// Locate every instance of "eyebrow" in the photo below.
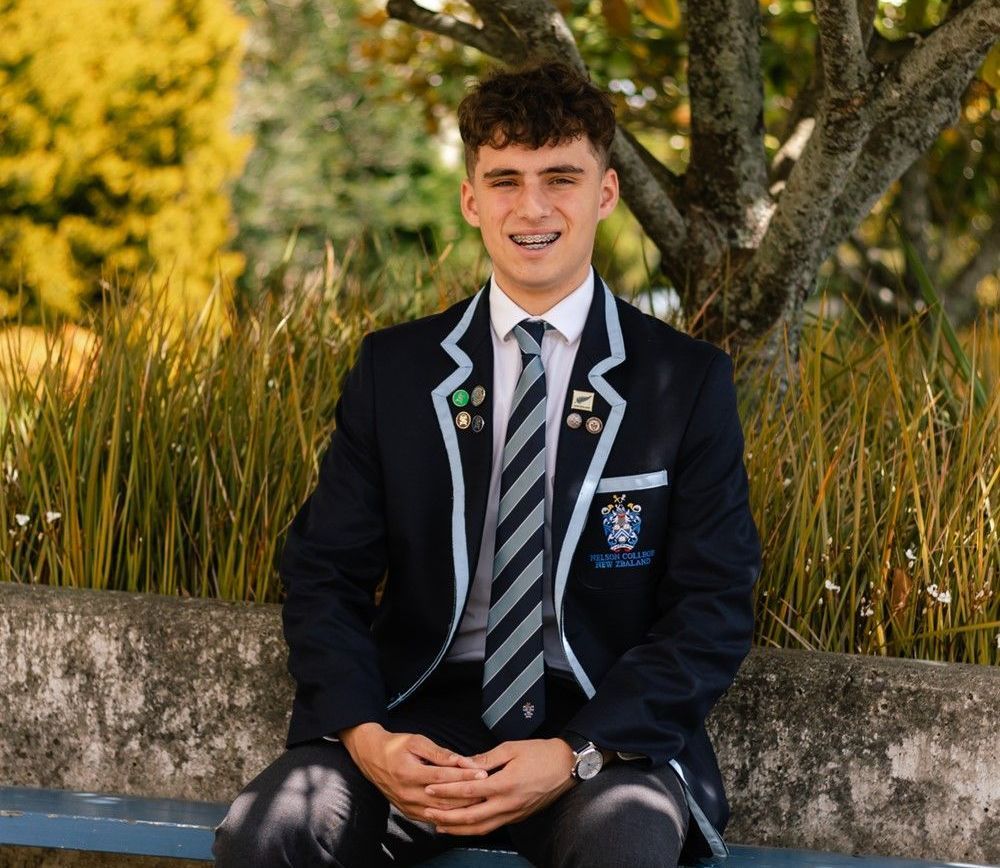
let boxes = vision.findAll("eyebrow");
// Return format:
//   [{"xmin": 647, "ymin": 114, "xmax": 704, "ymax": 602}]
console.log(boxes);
[{"xmin": 481, "ymin": 164, "xmax": 586, "ymax": 180}]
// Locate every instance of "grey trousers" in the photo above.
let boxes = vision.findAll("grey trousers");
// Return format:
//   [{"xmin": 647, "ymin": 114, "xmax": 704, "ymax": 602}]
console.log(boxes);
[{"xmin": 214, "ymin": 662, "xmax": 689, "ymax": 868}]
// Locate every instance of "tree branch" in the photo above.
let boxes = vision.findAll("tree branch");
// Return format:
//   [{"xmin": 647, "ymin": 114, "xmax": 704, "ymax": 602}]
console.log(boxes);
[
  {"xmin": 818, "ymin": 0, "xmax": 1000, "ymax": 260},
  {"xmin": 747, "ymin": 0, "xmax": 873, "ymax": 309},
  {"xmin": 610, "ymin": 128, "xmax": 687, "ymax": 261},
  {"xmin": 386, "ymin": 0, "xmax": 505, "ymax": 57},
  {"xmin": 816, "ymin": 0, "xmax": 870, "ymax": 98},
  {"xmin": 469, "ymin": 0, "xmax": 585, "ymax": 66},
  {"xmin": 686, "ymin": 0, "xmax": 771, "ymax": 243},
  {"xmin": 870, "ymin": 0, "xmax": 1000, "ymax": 122},
  {"xmin": 615, "ymin": 125, "xmax": 684, "ymax": 205},
  {"xmin": 819, "ymin": 87, "xmax": 964, "ymax": 281},
  {"xmin": 857, "ymin": 0, "xmax": 879, "ymax": 50}
]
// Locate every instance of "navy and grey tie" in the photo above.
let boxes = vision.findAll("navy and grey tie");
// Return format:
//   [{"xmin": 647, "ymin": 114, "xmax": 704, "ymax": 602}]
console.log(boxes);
[{"xmin": 482, "ymin": 318, "xmax": 550, "ymax": 740}]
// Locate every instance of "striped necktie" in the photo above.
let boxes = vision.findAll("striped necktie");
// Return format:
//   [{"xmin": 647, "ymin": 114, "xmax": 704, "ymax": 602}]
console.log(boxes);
[{"xmin": 482, "ymin": 318, "xmax": 550, "ymax": 739}]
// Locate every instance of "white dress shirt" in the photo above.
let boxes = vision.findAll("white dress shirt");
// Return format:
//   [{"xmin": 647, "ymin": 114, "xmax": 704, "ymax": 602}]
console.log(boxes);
[{"xmin": 446, "ymin": 271, "xmax": 594, "ymax": 675}]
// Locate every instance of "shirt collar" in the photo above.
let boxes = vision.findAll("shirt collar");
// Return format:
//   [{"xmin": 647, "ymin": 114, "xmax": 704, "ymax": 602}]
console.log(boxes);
[{"xmin": 489, "ymin": 270, "xmax": 594, "ymax": 346}]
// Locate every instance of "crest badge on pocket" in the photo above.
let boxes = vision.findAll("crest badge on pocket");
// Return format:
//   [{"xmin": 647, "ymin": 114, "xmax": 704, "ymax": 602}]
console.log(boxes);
[{"xmin": 601, "ymin": 494, "xmax": 642, "ymax": 552}]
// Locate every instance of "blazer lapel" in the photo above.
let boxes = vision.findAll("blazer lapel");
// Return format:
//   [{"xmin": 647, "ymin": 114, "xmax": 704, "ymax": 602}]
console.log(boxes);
[
  {"xmin": 452, "ymin": 295, "xmax": 494, "ymax": 584},
  {"xmin": 551, "ymin": 271, "xmax": 627, "ymax": 697},
  {"xmin": 431, "ymin": 285, "xmax": 493, "ymax": 635},
  {"xmin": 551, "ymin": 282, "xmax": 613, "ymax": 553}
]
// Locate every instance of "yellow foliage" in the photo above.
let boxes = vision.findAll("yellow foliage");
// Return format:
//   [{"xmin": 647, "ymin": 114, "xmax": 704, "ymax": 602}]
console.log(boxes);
[
  {"xmin": 637, "ymin": 0, "xmax": 681, "ymax": 30},
  {"xmin": 0, "ymin": 0, "xmax": 250, "ymax": 329},
  {"xmin": 980, "ymin": 42, "xmax": 1000, "ymax": 90},
  {"xmin": 0, "ymin": 323, "xmax": 100, "ymax": 398}
]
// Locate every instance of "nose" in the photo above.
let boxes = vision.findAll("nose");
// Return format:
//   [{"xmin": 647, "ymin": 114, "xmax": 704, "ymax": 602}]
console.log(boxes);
[{"xmin": 514, "ymin": 181, "xmax": 552, "ymax": 221}]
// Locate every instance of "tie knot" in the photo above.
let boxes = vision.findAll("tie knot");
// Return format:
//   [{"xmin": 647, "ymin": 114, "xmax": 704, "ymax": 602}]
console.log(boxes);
[{"xmin": 513, "ymin": 319, "xmax": 549, "ymax": 356}]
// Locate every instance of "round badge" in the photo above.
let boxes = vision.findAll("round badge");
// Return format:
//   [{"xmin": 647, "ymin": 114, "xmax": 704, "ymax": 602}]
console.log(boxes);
[
  {"xmin": 452, "ymin": 389, "xmax": 470, "ymax": 408},
  {"xmin": 471, "ymin": 414, "xmax": 485, "ymax": 433},
  {"xmin": 455, "ymin": 411, "xmax": 472, "ymax": 429},
  {"xmin": 471, "ymin": 385, "xmax": 486, "ymax": 406},
  {"xmin": 566, "ymin": 412, "xmax": 583, "ymax": 429},
  {"xmin": 585, "ymin": 416, "xmax": 603, "ymax": 434}
]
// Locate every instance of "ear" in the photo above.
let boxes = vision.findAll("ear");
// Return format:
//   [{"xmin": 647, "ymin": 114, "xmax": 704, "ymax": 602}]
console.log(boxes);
[
  {"xmin": 597, "ymin": 167, "xmax": 619, "ymax": 219},
  {"xmin": 460, "ymin": 177, "xmax": 481, "ymax": 228}
]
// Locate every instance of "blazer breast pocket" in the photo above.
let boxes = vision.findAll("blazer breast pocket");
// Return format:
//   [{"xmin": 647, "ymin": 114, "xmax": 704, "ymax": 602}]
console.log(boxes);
[
  {"xmin": 578, "ymin": 469, "xmax": 669, "ymax": 590},
  {"xmin": 594, "ymin": 469, "xmax": 668, "ymax": 494}
]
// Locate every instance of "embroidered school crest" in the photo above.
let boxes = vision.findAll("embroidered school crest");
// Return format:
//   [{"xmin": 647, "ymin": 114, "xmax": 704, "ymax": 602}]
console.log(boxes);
[{"xmin": 601, "ymin": 494, "xmax": 642, "ymax": 552}]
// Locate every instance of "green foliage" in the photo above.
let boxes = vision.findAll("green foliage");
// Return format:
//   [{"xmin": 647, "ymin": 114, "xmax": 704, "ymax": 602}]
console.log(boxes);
[
  {"xmin": 230, "ymin": 0, "xmax": 468, "ymax": 297},
  {"xmin": 0, "ymin": 246, "xmax": 997, "ymax": 664},
  {"xmin": 0, "ymin": 0, "xmax": 249, "ymax": 325}
]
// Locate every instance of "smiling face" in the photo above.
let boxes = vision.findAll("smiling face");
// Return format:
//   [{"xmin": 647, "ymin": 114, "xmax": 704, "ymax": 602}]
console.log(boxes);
[{"xmin": 459, "ymin": 136, "xmax": 619, "ymax": 314}]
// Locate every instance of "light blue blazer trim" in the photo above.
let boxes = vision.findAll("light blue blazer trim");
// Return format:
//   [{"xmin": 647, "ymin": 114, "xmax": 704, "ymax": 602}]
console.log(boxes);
[
  {"xmin": 670, "ymin": 759, "xmax": 730, "ymax": 857},
  {"xmin": 595, "ymin": 469, "xmax": 668, "ymax": 494},
  {"xmin": 552, "ymin": 279, "xmax": 626, "ymax": 699},
  {"xmin": 387, "ymin": 287, "xmax": 485, "ymax": 710}
]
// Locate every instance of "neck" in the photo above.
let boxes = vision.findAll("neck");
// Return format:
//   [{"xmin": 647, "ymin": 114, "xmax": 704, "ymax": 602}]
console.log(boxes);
[{"xmin": 495, "ymin": 268, "xmax": 591, "ymax": 316}]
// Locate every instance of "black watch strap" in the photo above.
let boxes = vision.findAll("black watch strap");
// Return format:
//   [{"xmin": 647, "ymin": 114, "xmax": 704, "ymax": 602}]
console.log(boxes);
[{"xmin": 561, "ymin": 730, "xmax": 592, "ymax": 754}]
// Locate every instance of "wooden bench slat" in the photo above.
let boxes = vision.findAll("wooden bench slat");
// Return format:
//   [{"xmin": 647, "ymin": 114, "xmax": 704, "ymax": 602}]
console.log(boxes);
[
  {"xmin": 1, "ymin": 788, "xmax": 991, "ymax": 867},
  {"xmin": 0, "ymin": 787, "xmax": 226, "ymax": 859}
]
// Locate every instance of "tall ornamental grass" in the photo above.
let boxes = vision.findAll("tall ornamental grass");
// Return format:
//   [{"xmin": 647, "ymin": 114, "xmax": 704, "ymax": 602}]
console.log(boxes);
[
  {"xmin": 0, "ymin": 246, "xmax": 469, "ymax": 603},
  {"xmin": 0, "ymin": 251, "xmax": 997, "ymax": 665},
  {"xmin": 746, "ymin": 298, "xmax": 999, "ymax": 664}
]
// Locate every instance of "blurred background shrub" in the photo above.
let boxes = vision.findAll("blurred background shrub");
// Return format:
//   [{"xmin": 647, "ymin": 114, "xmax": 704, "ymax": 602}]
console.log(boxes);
[{"xmin": 0, "ymin": 0, "xmax": 249, "ymax": 327}]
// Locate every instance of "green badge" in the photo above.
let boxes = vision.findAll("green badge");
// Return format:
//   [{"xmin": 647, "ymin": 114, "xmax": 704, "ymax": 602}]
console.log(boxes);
[{"xmin": 452, "ymin": 389, "xmax": 470, "ymax": 407}]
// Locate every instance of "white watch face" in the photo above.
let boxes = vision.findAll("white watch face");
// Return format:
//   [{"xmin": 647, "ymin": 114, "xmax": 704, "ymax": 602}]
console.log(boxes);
[{"xmin": 576, "ymin": 748, "xmax": 603, "ymax": 780}]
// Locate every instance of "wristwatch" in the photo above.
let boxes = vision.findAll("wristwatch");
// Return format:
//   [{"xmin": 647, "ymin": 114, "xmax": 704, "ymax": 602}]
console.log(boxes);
[{"xmin": 563, "ymin": 731, "xmax": 605, "ymax": 781}]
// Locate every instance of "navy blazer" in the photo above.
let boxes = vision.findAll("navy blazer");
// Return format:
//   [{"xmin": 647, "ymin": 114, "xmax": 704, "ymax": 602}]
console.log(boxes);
[{"xmin": 279, "ymin": 270, "xmax": 762, "ymax": 857}]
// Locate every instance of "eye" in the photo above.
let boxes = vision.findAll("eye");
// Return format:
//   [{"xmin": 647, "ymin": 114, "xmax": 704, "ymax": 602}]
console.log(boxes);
[{"xmin": 551, "ymin": 177, "xmax": 576, "ymax": 185}]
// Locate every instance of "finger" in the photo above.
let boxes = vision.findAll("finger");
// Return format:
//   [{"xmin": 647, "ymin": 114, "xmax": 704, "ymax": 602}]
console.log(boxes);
[
  {"xmin": 406, "ymin": 735, "xmax": 463, "ymax": 767},
  {"xmin": 425, "ymin": 797, "xmax": 512, "ymax": 827},
  {"xmin": 417, "ymin": 765, "xmax": 489, "ymax": 786},
  {"xmin": 423, "ymin": 776, "xmax": 501, "ymax": 800},
  {"xmin": 463, "ymin": 742, "xmax": 516, "ymax": 771},
  {"xmin": 427, "ymin": 795, "xmax": 484, "ymax": 811}
]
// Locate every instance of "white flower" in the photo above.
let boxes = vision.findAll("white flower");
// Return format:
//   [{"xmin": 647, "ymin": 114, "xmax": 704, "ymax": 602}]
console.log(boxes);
[
  {"xmin": 14, "ymin": 514, "xmax": 30, "ymax": 527},
  {"xmin": 861, "ymin": 604, "xmax": 875, "ymax": 617},
  {"xmin": 995, "ymin": 633, "xmax": 1000, "ymax": 650},
  {"xmin": 926, "ymin": 584, "xmax": 952, "ymax": 605},
  {"xmin": 824, "ymin": 579, "xmax": 841, "ymax": 592},
  {"xmin": 45, "ymin": 511, "xmax": 61, "ymax": 523},
  {"xmin": 905, "ymin": 546, "xmax": 917, "ymax": 564},
  {"xmin": 782, "ymin": 478, "xmax": 792, "ymax": 487}
]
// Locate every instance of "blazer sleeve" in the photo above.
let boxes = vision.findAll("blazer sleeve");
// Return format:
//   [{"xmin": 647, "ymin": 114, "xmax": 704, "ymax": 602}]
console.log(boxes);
[
  {"xmin": 279, "ymin": 333, "xmax": 391, "ymax": 747},
  {"xmin": 560, "ymin": 349, "xmax": 761, "ymax": 768}
]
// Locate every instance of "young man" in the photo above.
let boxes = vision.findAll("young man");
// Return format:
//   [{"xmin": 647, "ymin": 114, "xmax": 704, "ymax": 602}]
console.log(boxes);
[{"xmin": 215, "ymin": 62, "xmax": 761, "ymax": 867}]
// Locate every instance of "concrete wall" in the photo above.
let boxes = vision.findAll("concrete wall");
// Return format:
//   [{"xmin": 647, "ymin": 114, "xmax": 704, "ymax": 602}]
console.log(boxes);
[{"xmin": 1, "ymin": 582, "xmax": 998, "ymax": 864}]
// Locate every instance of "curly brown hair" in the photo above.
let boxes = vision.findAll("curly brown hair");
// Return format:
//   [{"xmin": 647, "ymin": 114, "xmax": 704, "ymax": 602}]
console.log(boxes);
[{"xmin": 457, "ymin": 62, "xmax": 616, "ymax": 176}]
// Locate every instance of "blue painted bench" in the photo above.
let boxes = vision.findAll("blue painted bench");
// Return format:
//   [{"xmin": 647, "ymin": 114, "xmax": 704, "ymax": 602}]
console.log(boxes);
[{"xmin": 0, "ymin": 787, "xmax": 990, "ymax": 867}]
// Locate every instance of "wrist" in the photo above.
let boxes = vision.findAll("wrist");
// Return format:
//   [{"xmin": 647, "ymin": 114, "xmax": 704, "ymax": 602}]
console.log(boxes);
[
  {"xmin": 560, "ymin": 731, "xmax": 606, "ymax": 781},
  {"xmin": 338, "ymin": 722, "xmax": 386, "ymax": 756}
]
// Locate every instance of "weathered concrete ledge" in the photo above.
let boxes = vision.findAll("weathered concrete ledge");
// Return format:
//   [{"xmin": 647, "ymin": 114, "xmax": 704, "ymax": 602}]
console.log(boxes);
[{"xmin": 1, "ymin": 582, "xmax": 998, "ymax": 864}]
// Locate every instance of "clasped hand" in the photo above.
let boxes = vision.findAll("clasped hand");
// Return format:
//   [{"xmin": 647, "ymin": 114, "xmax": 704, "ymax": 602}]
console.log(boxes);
[{"xmin": 343, "ymin": 724, "xmax": 576, "ymax": 836}]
